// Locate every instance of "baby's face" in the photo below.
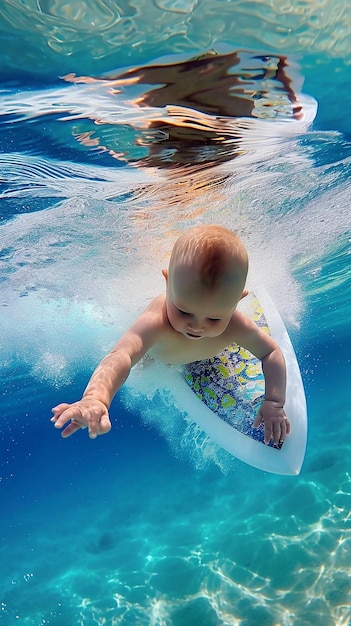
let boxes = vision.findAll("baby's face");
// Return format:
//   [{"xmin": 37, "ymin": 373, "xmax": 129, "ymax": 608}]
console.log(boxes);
[{"xmin": 166, "ymin": 263, "xmax": 243, "ymax": 340}]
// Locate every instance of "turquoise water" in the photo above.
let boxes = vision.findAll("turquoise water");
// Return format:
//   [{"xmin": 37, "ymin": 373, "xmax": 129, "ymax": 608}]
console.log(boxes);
[{"xmin": 1, "ymin": 2, "xmax": 351, "ymax": 625}]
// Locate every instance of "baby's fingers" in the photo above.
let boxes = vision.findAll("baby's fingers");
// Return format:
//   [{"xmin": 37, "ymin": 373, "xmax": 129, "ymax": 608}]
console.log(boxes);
[
  {"xmin": 253, "ymin": 410, "xmax": 263, "ymax": 429},
  {"xmin": 61, "ymin": 420, "xmax": 85, "ymax": 438},
  {"xmin": 272, "ymin": 418, "xmax": 285, "ymax": 445},
  {"xmin": 87, "ymin": 413, "xmax": 99, "ymax": 439},
  {"xmin": 51, "ymin": 403, "xmax": 71, "ymax": 421},
  {"xmin": 87, "ymin": 411, "xmax": 111, "ymax": 439},
  {"xmin": 272, "ymin": 416, "xmax": 290, "ymax": 446},
  {"xmin": 51, "ymin": 404, "xmax": 83, "ymax": 429},
  {"xmin": 51, "ymin": 400, "xmax": 111, "ymax": 440},
  {"xmin": 100, "ymin": 414, "xmax": 112, "ymax": 436}
]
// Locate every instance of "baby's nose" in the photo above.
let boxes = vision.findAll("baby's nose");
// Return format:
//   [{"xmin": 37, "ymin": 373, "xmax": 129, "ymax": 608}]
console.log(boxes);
[{"xmin": 188, "ymin": 318, "xmax": 204, "ymax": 331}]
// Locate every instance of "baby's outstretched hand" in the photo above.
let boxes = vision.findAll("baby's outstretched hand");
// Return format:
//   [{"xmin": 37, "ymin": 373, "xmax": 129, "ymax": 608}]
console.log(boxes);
[
  {"xmin": 253, "ymin": 400, "xmax": 290, "ymax": 447},
  {"xmin": 51, "ymin": 398, "xmax": 111, "ymax": 439}
]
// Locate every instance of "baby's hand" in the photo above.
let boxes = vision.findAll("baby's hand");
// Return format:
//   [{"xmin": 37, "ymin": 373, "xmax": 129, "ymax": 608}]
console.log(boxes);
[
  {"xmin": 253, "ymin": 400, "xmax": 290, "ymax": 447},
  {"xmin": 51, "ymin": 398, "xmax": 111, "ymax": 439}
]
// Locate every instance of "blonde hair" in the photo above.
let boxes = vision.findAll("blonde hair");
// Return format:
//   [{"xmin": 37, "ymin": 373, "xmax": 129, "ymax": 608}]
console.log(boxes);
[{"xmin": 169, "ymin": 225, "xmax": 248, "ymax": 290}]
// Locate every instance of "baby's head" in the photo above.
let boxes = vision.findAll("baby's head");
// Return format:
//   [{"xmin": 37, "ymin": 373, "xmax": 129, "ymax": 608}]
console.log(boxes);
[{"xmin": 163, "ymin": 225, "xmax": 249, "ymax": 339}]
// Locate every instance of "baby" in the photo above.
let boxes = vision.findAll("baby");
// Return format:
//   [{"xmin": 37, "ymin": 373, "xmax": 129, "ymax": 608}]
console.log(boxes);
[{"xmin": 51, "ymin": 225, "xmax": 290, "ymax": 446}]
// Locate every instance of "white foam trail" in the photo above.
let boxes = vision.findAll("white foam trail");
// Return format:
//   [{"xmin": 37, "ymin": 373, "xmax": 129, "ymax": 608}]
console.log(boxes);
[{"xmin": 0, "ymin": 152, "xmax": 160, "ymax": 200}]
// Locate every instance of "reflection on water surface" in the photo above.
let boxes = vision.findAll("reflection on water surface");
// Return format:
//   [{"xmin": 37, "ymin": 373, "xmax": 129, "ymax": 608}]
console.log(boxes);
[{"xmin": 65, "ymin": 48, "xmax": 304, "ymax": 171}]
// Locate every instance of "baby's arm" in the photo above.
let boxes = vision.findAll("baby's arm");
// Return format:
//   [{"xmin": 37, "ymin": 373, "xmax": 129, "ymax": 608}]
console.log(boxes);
[
  {"xmin": 51, "ymin": 297, "xmax": 165, "ymax": 439},
  {"xmin": 252, "ymin": 344, "xmax": 290, "ymax": 445},
  {"xmin": 231, "ymin": 311, "xmax": 290, "ymax": 445},
  {"xmin": 51, "ymin": 348, "xmax": 134, "ymax": 439}
]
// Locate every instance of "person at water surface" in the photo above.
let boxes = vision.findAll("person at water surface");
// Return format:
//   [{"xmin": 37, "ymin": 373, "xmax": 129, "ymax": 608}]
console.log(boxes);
[{"xmin": 51, "ymin": 225, "xmax": 290, "ymax": 446}]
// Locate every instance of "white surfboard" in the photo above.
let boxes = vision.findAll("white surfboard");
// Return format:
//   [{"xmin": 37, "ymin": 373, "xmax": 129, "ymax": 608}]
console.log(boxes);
[{"xmin": 166, "ymin": 290, "xmax": 307, "ymax": 475}]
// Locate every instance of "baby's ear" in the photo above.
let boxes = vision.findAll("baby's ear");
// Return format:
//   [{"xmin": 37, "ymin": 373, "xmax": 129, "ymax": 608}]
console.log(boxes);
[
  {"xmin": 240, "ymin": 289, "xmax": 249, "ymax": 300},
  {"xmin": 162, "ymin": 268, "xmax": 168, "ymax": 284}
]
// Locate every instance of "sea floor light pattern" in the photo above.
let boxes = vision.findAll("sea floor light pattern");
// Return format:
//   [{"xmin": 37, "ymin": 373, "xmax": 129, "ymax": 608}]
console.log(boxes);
[{"xmin": 2, "ymin": 375, "xmax": 351, "ymax": 626}]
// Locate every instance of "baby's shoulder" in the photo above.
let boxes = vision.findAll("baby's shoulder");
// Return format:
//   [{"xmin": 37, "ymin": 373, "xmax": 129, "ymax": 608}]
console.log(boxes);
[
  {"xmin": 139, "ymin": 294, "xmax": 168, "ymax": 329},
  {"xmin": 224, "ymin": 308, "xmax": 258, "ymax": 340},
  {"xmin": 228, "ymin": 308, "xmax": 252, "ymax": 328},
  {"xmin": 143, "ymin": 293, "xmax": 166, "ymax": 317},
  {"xmin": 148, "ymin": 293, "xmax": 166, "ymax": 308}
]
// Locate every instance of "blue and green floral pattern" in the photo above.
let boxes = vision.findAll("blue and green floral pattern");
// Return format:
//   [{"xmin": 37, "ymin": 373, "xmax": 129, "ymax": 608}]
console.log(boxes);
[{"xmin": 183, "ymin": 296, "xmax": 269, "ymax": 444}]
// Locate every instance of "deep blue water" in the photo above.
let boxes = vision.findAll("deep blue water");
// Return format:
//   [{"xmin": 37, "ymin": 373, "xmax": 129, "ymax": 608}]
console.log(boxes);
[{"xmin": 1, "ymin": 2, "xmax": 351, "ymax": 625}]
